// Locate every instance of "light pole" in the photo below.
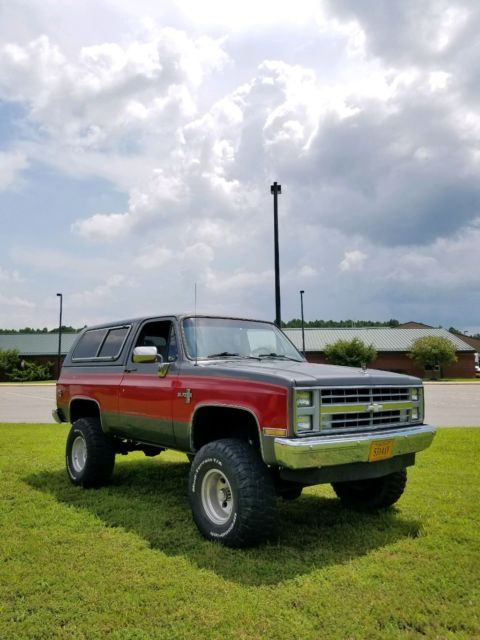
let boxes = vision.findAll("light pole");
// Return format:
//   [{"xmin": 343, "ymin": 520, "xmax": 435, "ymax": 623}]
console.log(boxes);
[
  {"xmin": 56, "ymin": 293, "xmax": 63, "ymax": 379},
  {"xmin": 300, "ymin": 290, "xmax": 306, "ymax": 356},
  {"xmin": 270, "ymin": 182, "xmax": 282, "ymax": 327}
]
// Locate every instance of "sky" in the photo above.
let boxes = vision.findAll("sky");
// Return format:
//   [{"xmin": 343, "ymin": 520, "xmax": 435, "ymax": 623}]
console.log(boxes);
[{"xmin": 1, "ymin": 0, "xmax": 480, "ymax": 332}]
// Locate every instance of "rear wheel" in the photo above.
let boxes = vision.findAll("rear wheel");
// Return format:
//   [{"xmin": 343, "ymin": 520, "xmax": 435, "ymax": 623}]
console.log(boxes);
[
  {"xmin": 332, "ymin": 469, "xmax": 407, "ymax": 510},
  {"xmin": 189, "ymin": 438, "xmax": 276, "ymax": 547},
  {"xmin": 66, "ymin": 417, "xmax": 115, "ymax": 488}
]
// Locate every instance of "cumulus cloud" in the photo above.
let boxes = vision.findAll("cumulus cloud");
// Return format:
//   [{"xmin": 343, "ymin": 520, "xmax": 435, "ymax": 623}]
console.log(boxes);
[
  {"xmin": 0, "ymin": 293, "xmax": 34, "ymax": 308},
  {"xmin": 340, "ymin": 250, "xmax": 367, "ymax": 272},
  {"xmin": 0, "ymin": 266, "xmax": 23, "ymax": 282},
  {"xmin": 1, "ymin": 1, "xmax": 480, "ymax": 329},
  {"xmin": 0, "ymin": 150, "xmax": 28, "ymax": 191},
  {"xmin": 0, "ymin": 30, "xmax": 228, "ymax": 153}
]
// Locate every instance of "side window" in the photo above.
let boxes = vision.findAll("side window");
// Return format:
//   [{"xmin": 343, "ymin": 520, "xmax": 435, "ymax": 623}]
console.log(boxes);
[
  {"xmin": 134, "ymin": 321, "xmax": 175, "ymax": 362},
  {"xmin": 73, "ymin": 329, "xmax": 107, "ymax": 359},
  {"xmin": 98, "ymin": 327, "xmax": 130, "ymax": 358}
]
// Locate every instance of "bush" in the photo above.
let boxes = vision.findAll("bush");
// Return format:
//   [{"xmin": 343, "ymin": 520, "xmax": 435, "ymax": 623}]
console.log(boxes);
[
  {"xmin": 0, "ymin": 349, "xmax": 21, "ymax": 380},
  {"xmin": 324, "ymin": 338, "xmax": 377, "ymax": 368},
  {"xmin": 7, "ymin": 360, "xmax": 54, "ymax": 382}
]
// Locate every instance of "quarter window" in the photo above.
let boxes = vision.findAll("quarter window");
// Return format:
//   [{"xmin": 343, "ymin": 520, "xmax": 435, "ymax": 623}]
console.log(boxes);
[
  {"xmin": 98, "ymin": 327, "xmax": 130, "ymax": 358},
  {"xmin": 72, "ymin": 329, "xmax": 108, "ymax": 359},
  {"xmin": 72, "ymin": 326, "xmax": 130, "ymax": 360}
]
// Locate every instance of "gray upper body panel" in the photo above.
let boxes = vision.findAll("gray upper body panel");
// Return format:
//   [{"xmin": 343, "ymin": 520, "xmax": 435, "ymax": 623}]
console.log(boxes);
[{"xmin": 179, "ymin": 359, "xmax": 421, "ymax": 388}]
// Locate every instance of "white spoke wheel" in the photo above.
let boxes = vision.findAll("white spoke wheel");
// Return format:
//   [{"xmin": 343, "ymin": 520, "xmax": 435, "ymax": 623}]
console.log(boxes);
[
  {"xmin": 71, "ymin": 435, "xmax": 87, "ymax": 472},
  {"xmin": 66, "ymin": 417, "xmax": 116, "ymax": 488},
  {"xmin": 201, "ymin": 469, "xmax": 234, "ymax": 525},
  {"xmin": 189, "ymin": 438, "xmax": 276, "ymax": 548}
]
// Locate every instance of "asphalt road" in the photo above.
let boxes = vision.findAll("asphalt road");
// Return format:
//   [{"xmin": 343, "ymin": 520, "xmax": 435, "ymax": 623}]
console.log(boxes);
[{"xmin": 0, "ymin": 382, "xmax": 479, "ymax": 426}]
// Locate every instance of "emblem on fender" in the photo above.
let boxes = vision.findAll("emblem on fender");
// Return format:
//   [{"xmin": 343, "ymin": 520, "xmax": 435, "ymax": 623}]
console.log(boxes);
[{"xmin": 177, "ymin": 388, "xmax": 193, "ymax": 404}]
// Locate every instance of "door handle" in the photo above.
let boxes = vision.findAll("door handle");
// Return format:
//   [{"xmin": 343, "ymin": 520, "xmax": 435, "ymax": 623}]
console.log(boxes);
[{"xmin": 124, "ymin": 367, "xmax": 138, "ymax": 373}]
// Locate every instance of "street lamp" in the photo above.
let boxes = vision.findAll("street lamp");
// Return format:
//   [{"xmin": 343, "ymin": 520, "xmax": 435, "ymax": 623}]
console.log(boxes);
[
  {"xmin": 270, "ymin": 182, "xmax": 282, "ymax": 327},
  {"xmin": 56, "ymin": 293, "xmax": 63, "ymax": 379},
  {"xmin": 300, "ymin": 290, "xmax": 306, "ymax": 356}
]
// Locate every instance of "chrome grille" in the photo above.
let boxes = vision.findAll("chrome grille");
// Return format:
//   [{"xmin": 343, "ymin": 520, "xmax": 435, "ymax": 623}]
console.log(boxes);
[
  {"xmin": 295, "ymin": 385, "xmax": 423, "ymax": 436},
  {"xmin": 329, "ymin": 410, "xmax": 404, "ymax": 430},
  {"xmin": 320, "ymin": 387, "xmax": 410, "ymax": 404}
]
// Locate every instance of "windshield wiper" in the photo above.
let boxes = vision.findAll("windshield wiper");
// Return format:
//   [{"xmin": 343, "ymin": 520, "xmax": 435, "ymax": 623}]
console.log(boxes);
[
  {"xmin": 207, "ymin": 352, "xmax": 240, "ymax": 358},
  {"xmin": 206, "ymin": 352, "xmax": 261, "ymax": 360},
  {"xmin": 258, "ymin": 353, "xmax": 301, "ymax": 361}
]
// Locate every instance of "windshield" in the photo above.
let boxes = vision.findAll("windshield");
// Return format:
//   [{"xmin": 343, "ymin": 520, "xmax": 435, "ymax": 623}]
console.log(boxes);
[{"xmin": 182, "ymin": 317, "xmax": 304, "ymax": 362}]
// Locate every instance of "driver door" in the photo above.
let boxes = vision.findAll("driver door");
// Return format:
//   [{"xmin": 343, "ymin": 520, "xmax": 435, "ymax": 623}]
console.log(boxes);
[{"xmin": 117, "ymin": 319, "xmax": 178, "ymax": 446}]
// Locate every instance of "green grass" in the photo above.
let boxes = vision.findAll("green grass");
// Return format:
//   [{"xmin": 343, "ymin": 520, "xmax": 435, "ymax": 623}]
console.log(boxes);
[{"xmin": 0, "ymin": 425, "xmax": 479, "ymax": 640}]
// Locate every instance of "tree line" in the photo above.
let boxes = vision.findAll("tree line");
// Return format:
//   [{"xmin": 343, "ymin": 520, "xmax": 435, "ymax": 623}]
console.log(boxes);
[
  {"xmin": 282, "ymin": 319, "xmax": 401, "ymax": 328},
  {"xmin": 0, "ymin": 326, "xmax": 84, "ymax": 334}
]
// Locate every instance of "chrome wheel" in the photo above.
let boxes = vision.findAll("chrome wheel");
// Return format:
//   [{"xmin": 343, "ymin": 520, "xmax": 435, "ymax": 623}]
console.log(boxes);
[
  {"xmin": 201, "ymin": 468, "xmax": 234, "ymax": 525},
  {"xmin": 71, "ymin": 435, "xmax": 87, "ymax": 473}
]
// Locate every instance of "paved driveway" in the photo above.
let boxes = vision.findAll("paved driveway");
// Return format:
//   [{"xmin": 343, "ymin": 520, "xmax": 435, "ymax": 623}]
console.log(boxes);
[
  {"xmin": 0, "ymin": 382, "xmax": 479, "ymax": 426},
  {"xmin": 0, "ymin": 384, "xmax": 57, "ymax": 423}
]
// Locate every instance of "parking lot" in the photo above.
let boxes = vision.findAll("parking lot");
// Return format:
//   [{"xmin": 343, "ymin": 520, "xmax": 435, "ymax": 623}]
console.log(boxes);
[{"xmin": 0, "ymin": 382, "xmax": 478, "ymax": 426}]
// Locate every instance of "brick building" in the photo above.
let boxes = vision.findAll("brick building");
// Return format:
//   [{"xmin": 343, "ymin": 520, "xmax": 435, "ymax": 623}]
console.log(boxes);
[
  {"xmin": 284, "ymin": 327, "xmax": 476, "ymax": 378},
  {"xmin": 0, "ymin": 333, "xmax": 78, "ymax": 379}
]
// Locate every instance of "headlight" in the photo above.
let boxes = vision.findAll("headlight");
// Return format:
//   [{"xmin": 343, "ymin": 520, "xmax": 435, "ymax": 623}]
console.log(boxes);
[
  {"xmin": 296, "ymin": 391, "xmax": 312, "ymax": 407},
  {"xmin": 296, "ymin": 415, "xmax": 313, "ymax": 431},
  {"xmin": 411, "ymin": 388, "xmax": 419, "ymax": 401},
  {"xmin": 411, "ymin": 408, "xmax": 419, "ymax": 421}
]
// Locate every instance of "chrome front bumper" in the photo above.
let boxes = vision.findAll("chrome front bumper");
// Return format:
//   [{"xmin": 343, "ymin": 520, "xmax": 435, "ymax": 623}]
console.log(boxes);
[{"xmin": 274, "ymin": 424, "xmax": 436, "ymax": 469}]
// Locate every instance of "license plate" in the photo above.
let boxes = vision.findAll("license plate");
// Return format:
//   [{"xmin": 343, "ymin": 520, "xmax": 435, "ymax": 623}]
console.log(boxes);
[{"xmin": 369, "ymin": 440, "xmax": 394, "ymax": 462}]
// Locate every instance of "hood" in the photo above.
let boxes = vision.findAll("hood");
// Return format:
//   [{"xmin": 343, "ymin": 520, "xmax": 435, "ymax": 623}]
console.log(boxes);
[{"xmin": 196, "ymin": 358, "xmax": 421, "ymax": 387}]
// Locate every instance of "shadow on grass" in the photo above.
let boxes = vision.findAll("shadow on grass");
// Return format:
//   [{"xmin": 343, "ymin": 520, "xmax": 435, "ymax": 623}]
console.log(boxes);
[{"xmin": 26, "ymin": 457, "xmax": 422, "ymax": 586}]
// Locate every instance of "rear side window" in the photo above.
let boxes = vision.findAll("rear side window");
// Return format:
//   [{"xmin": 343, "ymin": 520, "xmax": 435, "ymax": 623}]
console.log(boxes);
[
  {"xmin": 73, "ymin": 329, "xmax": 107, "ymax": 359},
  {"xmin": 72, "ymin": 326, "xmax": 130, "ymax": 361},
  {"xmin": 98, "ymin": 327, "xmax": 130, "ymax": 358}
]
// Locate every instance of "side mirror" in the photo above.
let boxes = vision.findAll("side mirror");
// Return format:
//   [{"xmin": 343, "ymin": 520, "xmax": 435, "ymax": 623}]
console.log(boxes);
[{"xmin": 133, "ymin": 346, "xmax": 163, "ymax": 364}]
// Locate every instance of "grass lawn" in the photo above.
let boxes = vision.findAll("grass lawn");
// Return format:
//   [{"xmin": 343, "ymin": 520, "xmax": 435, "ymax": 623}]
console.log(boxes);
[{"xmin": 0, "ymin": 425, "xmax": 479, "ymax": 640}]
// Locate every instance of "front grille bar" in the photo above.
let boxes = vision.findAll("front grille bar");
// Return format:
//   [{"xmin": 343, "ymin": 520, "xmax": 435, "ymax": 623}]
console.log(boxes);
[{"xmin": 320, "ymin": 387, "xmax": 410, "ymax": 404}]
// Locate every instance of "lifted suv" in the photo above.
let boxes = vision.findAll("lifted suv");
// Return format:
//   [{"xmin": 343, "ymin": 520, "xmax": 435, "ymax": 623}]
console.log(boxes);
[{"xmin": 54, "ymin": 314, "xmax": 436, "ymax": 547}]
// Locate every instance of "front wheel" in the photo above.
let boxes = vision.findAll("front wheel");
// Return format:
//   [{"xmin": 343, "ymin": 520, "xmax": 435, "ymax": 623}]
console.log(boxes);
[
  {"xmin": 332, "ymin": 469, "xmax": 407, "ymax": 510},
  {"xmin": 189, "ymin": 439, "xmax": 276, "ymax": 547},
  {"xmin": 66, "ymin": 417, "xmax": 116, "ymax": 488}
]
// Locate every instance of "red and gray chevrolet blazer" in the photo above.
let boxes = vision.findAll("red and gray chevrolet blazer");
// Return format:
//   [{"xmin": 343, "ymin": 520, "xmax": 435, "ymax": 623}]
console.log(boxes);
[{"xmin": 53, "ymin": 314, "xmax": 436, "ymax": 547}]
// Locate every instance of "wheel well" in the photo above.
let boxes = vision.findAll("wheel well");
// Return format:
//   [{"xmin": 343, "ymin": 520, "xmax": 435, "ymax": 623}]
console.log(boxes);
[
  {"xmin": 69, "ymin": 399, "xmax": 101, "ymax": 424},
  {"xmin": 192, "ymin": 406, "xmax": 260, "ymax": 451}
]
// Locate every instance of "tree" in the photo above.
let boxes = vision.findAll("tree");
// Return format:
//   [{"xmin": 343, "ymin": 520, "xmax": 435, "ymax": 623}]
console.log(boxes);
[
  {"xmin": 408, "ymin": 336, "xmax": 457, "ymax": 377},
  {"xmin": 324, "ymin": 338, "xmax": 377, "ymax": 368}
]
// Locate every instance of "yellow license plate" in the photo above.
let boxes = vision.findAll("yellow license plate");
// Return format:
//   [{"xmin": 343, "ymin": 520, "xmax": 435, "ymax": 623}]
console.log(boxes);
[{"xmin": 368, "ymin": 440, "xmax": 394, "ymax": 462}]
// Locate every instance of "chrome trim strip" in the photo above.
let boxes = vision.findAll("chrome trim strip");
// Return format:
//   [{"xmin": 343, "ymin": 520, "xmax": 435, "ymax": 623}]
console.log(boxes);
[{"xmin": 274, "ymin": 424, "xmax": 436, "ymax": 469}]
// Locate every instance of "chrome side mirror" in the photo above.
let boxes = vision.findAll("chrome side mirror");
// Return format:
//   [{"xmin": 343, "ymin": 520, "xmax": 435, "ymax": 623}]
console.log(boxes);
[{"xmin": 133, "ymin": 346, "xmax": 163, "ymax": 363}]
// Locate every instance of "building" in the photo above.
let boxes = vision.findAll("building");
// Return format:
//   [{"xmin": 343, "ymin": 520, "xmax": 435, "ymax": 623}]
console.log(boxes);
[
  {"xmin": 284, "ymin": 327, "xmax": 476, "ymax": 378},
  {"xmin": 0, "ymin": 333, "xmax": 79, "ymax": 379}
]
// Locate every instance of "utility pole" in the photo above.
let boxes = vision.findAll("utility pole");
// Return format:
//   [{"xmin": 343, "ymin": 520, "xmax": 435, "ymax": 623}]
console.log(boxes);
[
  {"xmin": 270, "ymin": 182, "xmax": 282, "ymax": 327},
  {"xmin": 56, "ymin": 293, "xmax": 63, "ymax": 379},
  {"xmin": 300, "ymin": 290, "xmax": 306, "ymax": 356}
]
